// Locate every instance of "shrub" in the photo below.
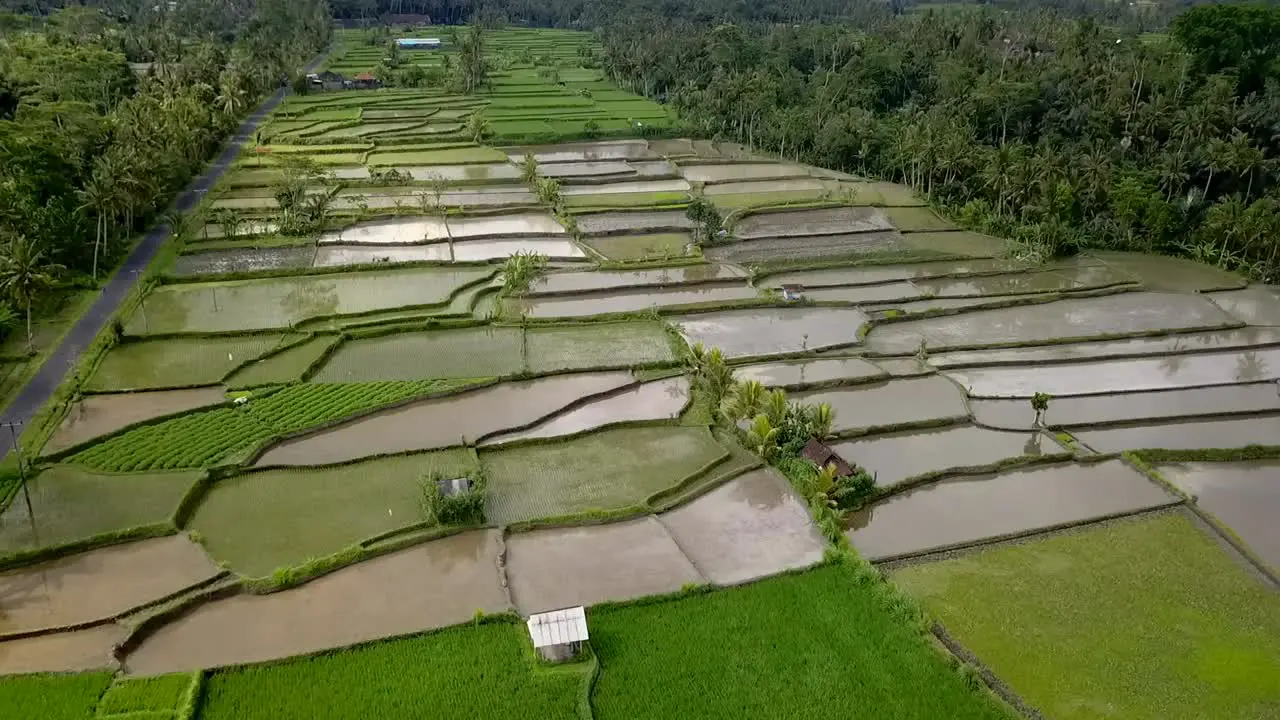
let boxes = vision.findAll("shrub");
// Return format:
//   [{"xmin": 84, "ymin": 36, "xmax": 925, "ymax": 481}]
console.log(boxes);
[{"xmin": 421, "ymin": 470, "xmax": 486, "ymax": 525}]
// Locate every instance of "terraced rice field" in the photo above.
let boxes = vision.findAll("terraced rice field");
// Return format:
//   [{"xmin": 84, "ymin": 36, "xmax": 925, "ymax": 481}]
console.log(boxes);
[{"xmin": 5, "ymin": 22, "xmax": 1279, "ymax": 720}]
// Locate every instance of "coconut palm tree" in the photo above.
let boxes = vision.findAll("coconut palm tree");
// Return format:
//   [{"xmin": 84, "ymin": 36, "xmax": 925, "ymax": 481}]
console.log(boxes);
[
  {"xmin": 0, "ymin": 236, "xmax": 63, "ymax": 351},
  {"xmin": 746, "ymin": 414, "xmax": 779, "ymax": 460}
]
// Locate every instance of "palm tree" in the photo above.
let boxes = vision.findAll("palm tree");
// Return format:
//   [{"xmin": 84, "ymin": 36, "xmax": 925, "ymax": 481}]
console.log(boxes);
[
  {"xmin": 0, "ymin": 236, "xmax": 63, "ymax": 352},
  {"xmin": 746, "ymin": 414, "xmax": 779, "ymax": 460},
  {"xmin": 75, "ymin": 168, "xmax": 115, "ymax": 280}
]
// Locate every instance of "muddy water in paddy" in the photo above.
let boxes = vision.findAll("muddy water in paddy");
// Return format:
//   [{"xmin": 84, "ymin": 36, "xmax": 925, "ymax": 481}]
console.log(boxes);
[
  {"xmin": 832, "ymin": 425, "xmax": 1046, "ymax": 487},
  {"xmin": 576, "ymin": 210, "xmax": 693, "ymax": 235},
  {"xmin": 732, "ymin": 357, "xmax": 885, "ymax": 388},
  {"xmin": 446, "ymin": 213, "xmax": 567, "ymax": 237},
  {"xmin": 866, "ymin": 292, "xmax": 1238, "ymax": 353},
  {"xmin": 530, "ymin": 264, "xmax": 747, "ymax": 294},
  {"xmin": 402, "ymin": 163, "xmax": 522, "ymax": 181},
  {"xmin": 561, "ymin": 179, "xmax": 690, "ymax": 196},
  {"xmin": 970, "ymin": 384, "xmax": 1280, "ymax": 429},
  {"xmin": 124, "ymin": 531, "xmax": 507, "ymax": 674},
  {"xmin": 1207, "ymin": 286, "xmax": 1280, "ymax": 325},
  {"xmin": 45, "ymin": 387, "xmax": 226, "ymax": 454},
  {"xmin": 658, "ymin": 468, "xmax": 826, "ymax": 585},
  {"xmin": 1157, "ymin": 461, "xmax": 1280, "ymax": 569},
  {"xmin": 763, "ymin": 259, "xmax": 1024, "ymax": 288},
  {"xmin": 312, "ymin": 239, "xmax": 586, "ymax": 267},
  {"xmin": 0, "ymin": 536, "xmax": 218, "ymax": 636},
  {"xmin": 540, "ymin": 161, "xmax": 634, "ymax": 177},
  {"xmin": 511, "ymin": 140, "xmax": 652, "ymax": 163},
  {"xmin": 171, "ymin": 247, "xmax": 314, "ymax": 276},
  {"xmin": 869, "ymin": 294, "xmax": 1054, "ymax": 315},
  {"xmin": 678, "ymin": 163, "xmax": 810, "ymax": 184},
  {"xmin": 704, "ymin": 231, "xmax": 909, "ymax": 264},
  {"xmin": 0, "ymin": 625, "xmax": 123, "ymax": 675},
  {"xmin": 735, "ymin": 206, "xmax": 893, "ymax": 239},
  {"xmin": 509, "ymin": 285, "xmax": 760, "ymax": 319},
  {"xmin": 946, "ymin": 346, "xmax": 1280, "ymax": 397},
  {"xmin": 901, "ymin": 230, "xmax": 1011, "ymax": 257},
  {"xmin": 319, "ymin": 217, "xmax": 446, "ymax": 244},
  {"xmin": 795, "ymin": 376, "xmax": 968, "ymax": 432},
  {"xmin": 1073, "ymin": 415, "xmax": 1280, "ymax": 453},
  {"xmin": 483, "ymin": 377, "xmax": 690, "ymax": 445},
  {"xmin": 505, "ymin": 518, "xmax": 702, "ymax": 615},
  {"xmin": 254, "ymin": 372, "xmax": 634, "ymax": 467},
  {"xmin": 800, "ymin": 282, "xmax": 921, "ymax": 304},
  {"xmin": 1091, "ymin": 251, "xmax": 1246, "ymax": 292},
  {"xmin": 913, "ymin": 269, "xmax": 1114, "ymax": 296},
  {"xmin": 845, "ymin": 460, "xmax": 1175, "ymax": 561},
  {"xmin": 702, "ymin": 178, "xmax": 826, "ymax": 196},
  {"xmin": 671, "ymin": 306, "xmax": 870, "ymax": 358},
  {"xmin": 928, "ymin": 327, "xmax": 1280, "ymax": 368}
]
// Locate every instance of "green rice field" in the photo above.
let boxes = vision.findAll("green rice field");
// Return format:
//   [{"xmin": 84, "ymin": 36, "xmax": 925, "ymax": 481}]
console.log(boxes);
[
  {"xmin": 0, "ymin": 673, "xmax": 113, "ymax": 720},
  {"xmin": 892, "ymin": 513, "xmax": 1280, "ymax": 720}
]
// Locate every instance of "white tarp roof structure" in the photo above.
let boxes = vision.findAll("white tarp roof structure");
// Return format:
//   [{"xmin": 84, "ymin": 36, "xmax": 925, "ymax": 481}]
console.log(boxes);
[{"xmin": 527, "ymin": 606, "xmax": 588, "ymax": 648}]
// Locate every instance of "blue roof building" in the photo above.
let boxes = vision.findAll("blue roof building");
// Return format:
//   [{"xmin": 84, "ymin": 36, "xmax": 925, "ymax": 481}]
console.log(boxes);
[{"xmin": 395, "ymin": 38, "xmax": 442, "ymax": 50}]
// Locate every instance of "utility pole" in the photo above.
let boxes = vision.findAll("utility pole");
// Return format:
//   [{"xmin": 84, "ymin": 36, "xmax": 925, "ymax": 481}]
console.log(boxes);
[{"xmin": 3, "ymin": 421, "xmax": 35, "ymax": 533}]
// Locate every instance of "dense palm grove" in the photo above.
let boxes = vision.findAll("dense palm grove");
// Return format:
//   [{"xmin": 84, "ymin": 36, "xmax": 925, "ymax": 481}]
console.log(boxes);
[
  {"xmin": 599, "ymin": 4, "xmax": 1280, "ymax": 280},
  {"xmin": 0, "ymin": 0, "xmax": 329, "ymax": 342}
]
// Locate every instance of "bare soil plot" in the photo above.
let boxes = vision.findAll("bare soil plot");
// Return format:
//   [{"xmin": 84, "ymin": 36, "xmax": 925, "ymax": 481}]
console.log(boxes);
[
  {"xmin": 505, "ymin": 518, "xmax": 702, "ymax": 614},
  {"xmin": 45, "ymin": 388, "xmax": 226, "ymax": 454},
  {"xmin": 731, "ymin": 357, "xmax": 885, "ymax": 388},
  {"xmin": 832, "ymin": 425, "xmax": 1048, "ymax": 486},
  {"xmin": 0, "ymin": 536, "xmax": 218, "ymax": 635},
  {"xmin": 846, "ymin": 460, "xmax": 1176, "ymax": 561},
  {"xmin": 795, "ymin": 376, "xmax": 969, "ymax": 433},
  {"xmin": 124, "ymin": 532, "xmax": 508, "ymax": 674},
  {"xmin": 87, "ymin": 335, "xmax": 288, "ymax": 391},
  {"xmin": 1074, "ymin": 415, "xmax": 1280, "ymax": 453},
  {"xmin": 703, "ymin": 230, "xmax": 910, "ymax": 264},
  {"xmin": 970, "ymin": 384, "xmax": 1280, "ymax": 429},
  {"xmin": 125, "ymin": 268, "xmax": 492, "ymax": 334},
  {"xmin": 483, "ymin": 376, "xmax": 690, "ymax": 445},
  {"xmin": 195, "ymin": 220, "xmax": 277, "ymax": 240},
  {"xmin": 670, "ymin": 306, "xmax": 870, "ymax": 358},
  {"xmin": 575, "ymin": 210, "xmax": 692, "ymax": 235},
  {"xmin": 946, "ymin": 346, "xmax": 1280, "ymax": 397},
  {"xmin": 190, "ymin": 448, "xmax": 476, "ymax": 576},
  {"xmin": 1207, "ymin": 286, "xmax": 1280, "ymax": 325},
  {"xmin": 657, "ymin": 468, "xmax": 825, "ymax": 584},
  {"xmin": 1093, "ymin": 251, "xmax": 1247, "ymax": 292},
  {"xmin": 529, "ymin": 264, "xmax": 747, "ymax": 295},
  {"xmin": 508, "ymin": 284, "xmax": 760, "ymax": 319},
  {"xmin": 866, "ymin": 293, "xmax": 1238, "ymax": 353},
  {"xmin": 0, "ymin": 466, "xmax": 201, "ymax": 552},
  {"xmin": 482, "ymin": 426, "xmax": 726, "ymax": 524},
  {"xmin": 734, "ymin": 206, "xmax": 893, "ymax": 239},
  {"xmin": 928, "ymin": 327, "xmax": 1280, "ymax": 368},
  {"xmin": 172, "ymin": 247, "xmax": 314, "ymax": 276},
  {"xmin": 1157, "ymin": 461, "xmax": 1280, "ymax": 570},
  {"xmin": 0, "ymin": 625, "xmax": 123, "ymax": 675},
  {"xmin": 255, "ymin": 372, "xmax": 634, "ymax": 467}
]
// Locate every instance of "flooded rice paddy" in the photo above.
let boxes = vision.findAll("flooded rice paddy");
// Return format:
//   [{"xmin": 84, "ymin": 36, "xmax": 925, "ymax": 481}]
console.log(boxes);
[
  {"xmin": 970, "ymin": 384, "xmax": 1280, "ymax": 429},
  {"xmin": 505, "ymin": 518, "xmax": 702, "ymax": 614},
  {"xmin": 509, "ymin": 140, "xmax": 652, "ymax": 163},
  {"xmin": 704, "ymin": 231, "xmax": 909, "ymax": 264},
  {"xmin": 846, "ymin": 460, "xmax": 1176, "ymax": 561},
  {"xmin": 1090, "ymin": 251, "xmax": 1247, "ymax": 292},
  {"xmin": 172, "ymin": 247, "xmax": 314, "ymax": 276},
  {"xmin": 1156, "ymin": 461, "xmax": 1279, "ymax": 569},
  {"xmin": 1207, "ymin": 286, "xmax": 1280, "ymax": 325},
  {"xmin": 927, "ymin": 327, "xmax": 1280, "ymax": 368},
  {"xmin": 540, "ymin": 161, "xmax": 634, "ymax": 177},
  {"xmin": 831, "ymin": 425, "xmax": 1048, "ymax": 487},
  {"xmin": 762, "ymin": 258, "xmax": 1024, "ymax": 288},
  {"xmin": 946, "ymin": 346, "xmax": 1280, "ymax": 397},
  {"xmin": 560, "ymin": 179, "xmax": 691, "ymax": 196},
  {"xmin": 255, "ymin": 372, "xmax": 635, "ymax": 466},
  {"xmin": 126, "ymin": 267, "xmax": 492, "ymax": 334},
  {"xmin": 678, "ymin": 163, "xmax": 810, "ymax": 183},
  {"xmin": 734, "ymin": 207, "xmax": 893, "ymax": 238},
  {"xmin": 866, "ymin": 292, "xmax": 1238, "ymax": 352},
  {"xmin": 507, "ymin": 284, "xmax": 761, "ymax": 319},
  {"xmin": 1073, "ymin": 415, "xmax": 1280, "ymax": 453},
  {"xmin": 731, "ymin": 357, "xmax": 885, "ymax": 388},
  {"xmin": 317, "ymin": 213, "xmax": 565, "ymax": 245},
  {"xmin": 529, "ymin": 264, "xmax": 747, "ymax": 294},
  {"xmin": 483, "ymin": 377, "xmax": 690, "ymax": 445},
  {"xmin": 657, "ymin": 468, "xmax": 826, "ymax": 584},
  {"xmin": 575, "ymin": 210, "xmax": 693, "ymax": 234},
  {"xmin": 45, "ymin": 387, "xmax": 226, "ymax": 454},
  {"xmin": 0, "ymin": 536, "xmax": 218, "ymax": 636},
  {"xmin": 0, "ymin": 625, "xmax": 123, "ymax": 675},
  {"xmin": 670, "ymin": 306, "xmax": 870, "ymax": 358},
  {"xmin": 795, "ymin": 376, "xmax": 969, "ymax": 432},
  {"xmin": 124, "ymin": 532, "xmax": 508, "ymax": 674},
  {"xmin": 312, "ymin": 238, "xmax": 586, "ymax": 266}
]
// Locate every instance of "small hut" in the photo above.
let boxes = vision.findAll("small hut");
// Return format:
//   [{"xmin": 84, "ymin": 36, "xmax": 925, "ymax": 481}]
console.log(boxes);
[
  {"xmin": 800, "ymin": 438, "xmax": 853, "ymax": 477},
  {"xmin": 436, "ymin": 476, "xmax": 471, "ymax": 497},
  {"xmin": 352, "ymin": 72, "xmax": 381, "ymax": 90},
  {"xmin": 781, "ymin": 284, "xmax": 804, "ymax": 302},
  {"xmin": 527, "ymin": 606, "xmax": 588, "ymax": 662}
]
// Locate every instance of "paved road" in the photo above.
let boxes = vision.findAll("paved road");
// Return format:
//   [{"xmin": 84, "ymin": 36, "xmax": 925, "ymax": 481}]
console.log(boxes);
[{"xmin": 0, "ymin": 52, "xmax": 328, "ymax": 461}]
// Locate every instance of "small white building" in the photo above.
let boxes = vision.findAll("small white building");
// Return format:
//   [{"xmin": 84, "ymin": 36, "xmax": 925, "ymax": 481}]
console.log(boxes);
[
  {"xmin": 395, "ymin": 38, "xmax": 442, "ymax": 50},
  {"xmin": 527, "ymin": 606, "xmax": 588, "ymax": 662}
]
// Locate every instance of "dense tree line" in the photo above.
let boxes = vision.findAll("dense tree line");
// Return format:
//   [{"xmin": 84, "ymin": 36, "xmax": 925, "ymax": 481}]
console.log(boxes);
[
  {"xmin": 0, "ymin": 0, "xmax": 329, "ymax": 345},
  {"xmin": 597, "ymin": 4, "xmax": 1280, "ymax": 280}
]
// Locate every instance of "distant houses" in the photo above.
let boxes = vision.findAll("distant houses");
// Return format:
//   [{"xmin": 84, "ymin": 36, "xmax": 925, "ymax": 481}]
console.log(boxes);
[{"xmin": 306, "ymin": 70, "xmax": 381, "ymax": 91}]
